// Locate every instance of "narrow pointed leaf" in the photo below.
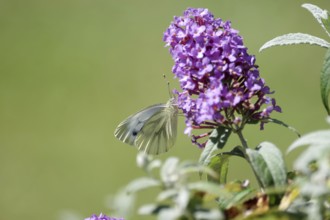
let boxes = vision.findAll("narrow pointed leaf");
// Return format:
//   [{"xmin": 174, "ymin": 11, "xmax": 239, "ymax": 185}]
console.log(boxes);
[
  {"xmin": 267, "ymin": 118, "xmax": 300, "ymax": 137},
  {"xmin": 321, "ymin": 48, "xmax": 330, "ymax": 115},
  {"xmin": 322, "ymin": 15, "xmax": 330, "ymax": 38},
  {"xmin": 180, "ymin": 162, "xmax": 218, "ymax": 179},
  {"xmin": 138, "ymin": 204, "xmax": 159, "ymax": 215},
  {"xmin": 147, "ymin": 159, "xmax": 162, "ymax": 172},
  {"xmin": 125, "ymin": 177, "xmax": 160, "ymax": 193},
  {"xmin": 228, "ymin": 145, "xmax": 245, "ymax": 158},
  {"xmin": 199, "ymin": 127, "xmax": 231, "ymax": 166},
  {"xmin": 287, "ymin": 130, "xmax": 330, "ymax": 153},
  {"xmin": 279, "ymin": 187, "xmax": 300, "ymax": 210},
  {"xmin": 260, "ymin": 33, "xmax": 330, "ymax": 52},
  {"xmin": 218, "ymin": 187, "xmax": 255, "ymax": 209},
  {"xmin": 157, "ymin": 189, "xmax": 177, "ymax": 202},
  {"xmin": 302, "ymin": 3, "xmax": 330, "ymax": 37}
]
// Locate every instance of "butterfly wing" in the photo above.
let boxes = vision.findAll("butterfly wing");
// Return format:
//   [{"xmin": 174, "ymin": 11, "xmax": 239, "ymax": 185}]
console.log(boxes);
[
  {"xmin": 114, "ymin": 104, "xmax": 166, "ymax": 146},
  {"xmin": 114, "ymin": 99, "xmax": 178, "ymax": 155},
  {"xmin": 135, "ymin": 100, "xmax": 178, "ymax": 155}
]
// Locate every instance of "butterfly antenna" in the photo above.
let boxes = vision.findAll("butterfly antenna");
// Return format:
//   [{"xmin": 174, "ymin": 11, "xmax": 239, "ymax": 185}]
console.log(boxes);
[{"xmin": 163, "ymin": 74, "xmax": 173, "ymax": 98}]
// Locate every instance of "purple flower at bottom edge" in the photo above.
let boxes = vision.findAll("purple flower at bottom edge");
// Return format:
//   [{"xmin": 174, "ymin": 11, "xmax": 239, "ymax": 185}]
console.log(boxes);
[{"xmin": 85, "ymin": 213, "xmax": 124, "ymax": 220}]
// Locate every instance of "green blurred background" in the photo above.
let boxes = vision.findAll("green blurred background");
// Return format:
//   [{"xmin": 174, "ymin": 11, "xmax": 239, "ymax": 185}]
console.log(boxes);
[{"xmin": 1, "ymin": 0, "xmax": 330, "ymax": 219}]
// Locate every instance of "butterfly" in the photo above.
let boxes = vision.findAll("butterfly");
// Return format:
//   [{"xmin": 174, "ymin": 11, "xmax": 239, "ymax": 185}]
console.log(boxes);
[{"xmin": 114, "ymin": 97, "xmax": 178, "ymax": 155}]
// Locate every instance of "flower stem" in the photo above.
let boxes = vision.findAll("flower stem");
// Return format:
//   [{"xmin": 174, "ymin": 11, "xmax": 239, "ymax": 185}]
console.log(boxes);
[
  {"xmin": 235, "ymin": 127, "xmax": 264, "ymax": 189},
  {"xmin": 235, "ymin": 126, "xmax": 248, "ymax": 149}
]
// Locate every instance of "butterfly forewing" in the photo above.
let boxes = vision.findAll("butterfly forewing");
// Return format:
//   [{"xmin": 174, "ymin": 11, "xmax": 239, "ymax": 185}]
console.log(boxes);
[{"xmin": 114, "ymin": 104, "xmax": 167, "ymax": 146}]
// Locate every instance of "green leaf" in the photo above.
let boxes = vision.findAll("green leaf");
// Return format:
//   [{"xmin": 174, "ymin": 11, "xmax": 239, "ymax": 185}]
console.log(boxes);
[
  {"xmin": 207, "ymin": 154, "xmax": 230, "ymax": 184},
  {"xmin": 160, "ymin": 157, "xmax": 179, "ymax": 183},
  {"xmin": 138, "ymin": 204, "xmax": 170, "ymax": 215},
  {"xmin": 256, "ymin": 142, "xmax": 287, "ymax": 187},
  {"xmin": 287, "ymin": 129, "xmax": 330, "ymax": 153},
  {"xmin": 157, "ymin": 189, "xmax": 177, "ymax": 202},
  {"xmin": 199, "ymin": 127, "xmax": 232, "ymax": 166},
  {"xmin": 158, "ymin": 208, "xmax": 182, "ymax": 220},
  {"xmin": 176, "ymin": 187, "xmax": 190, "ymax": 210},
  {"xmin": 246, "ymin": 148, "xmax": 273, "ymax": 188},
  {"xmin": 321, "ymin": 48, "xmax": 330, "ymax": 115},
  {"xmin": 194, "ymin": 209, "xmax": 224, "ymax": 220},
  {"xmin": 138, "ymin": 204, "xmax": 158, "ymax": 215},
  {"xmin": 147, "ymin": 159, "xmax": 162, "ymax": 172},
  {"xmin": 294, "ymin": 144, "xmax": 330, "ymax": 175},
  {"xmin": 228, "ymin": 145, "xmax": 245, "ymax": 158},
  {"xmin": 179, "ymin": 162, "xmax": 218, "ymax": 179},
  {"xmin": 267, "ymin": 118, "xmax": 300, "ymax": 137},
  {"xmin": 188, "ymin": 182, "xmax": 231, "ymax": 198},
  {"xmin": 259, "ymin": 33, "xmax": 330, "ymax": 52},
  {"xmin": 322, "ymin": 15, "xmax": 330, "ymax": 38},
  {"xmin": 109, "ymin": 188, "xmax": 136, "ymax": 218},
  {"xmin": 136, "ymin": 152, "xmax": 153, "ymax": 169},
  {"xmin": 218, "ymin": 186, "xmax": 255, "ymax": 209},
  {"xmin": 247, "ymin": 142, "xmax": 287, "ymax": 188},
  {"xmin": 125, "ymin": 177, "xmax": 160, "ymax": 193},
  {"xmin": 302, "ymin": 3, "xmax": 330, "ymax": 37},
  {"xmin": 206, "ymin": 146, "xmax": 244, "ymax": 184}
]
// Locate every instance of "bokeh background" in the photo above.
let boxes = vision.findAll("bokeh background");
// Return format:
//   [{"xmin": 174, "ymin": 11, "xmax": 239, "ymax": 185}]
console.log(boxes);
[{"xmin": 1, "ymin": 0, "xmax": 330, "ymax": 219}]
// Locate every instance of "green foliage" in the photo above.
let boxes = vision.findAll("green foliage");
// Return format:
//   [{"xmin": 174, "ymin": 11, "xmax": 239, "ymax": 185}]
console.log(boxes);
[
  {"xmin": 266, "ymin": 118, "xmax": 300, "ymax": 137},
  {"xmin": 217, "ymin": 181, "xmax": 255, "ymax": 209},
  {"xmin": 260, "ymin": 3, "xmax": 330, "ymax": 115},
  {"xmin": 259, "ymin": 33, "xmax": 330, "ymax": 51},
  {"xmin": 206, "ymin": 154, "xmax": 230, "ymax": 184},
  {"xmin": 287, "ymin": 128, "xmax": 330, "ymax": 153},
  {"xmin": 125, "ymin": 177, "xmax": 160, "ymax": 193},
  {"xmin": 321, "ymin": 48, "xmax": 330, "ymax": 114},
  {"xmin": 302, "ymin": 3, "xmax": 330, "ymax": 38},
  {"xmin": 199, "ymin": 127, "xmax": 232, "ymax": 166},
  {"xmin": 282, "ymin": 120, "xmax": 330, "ymax": 220},
  {"xmin": 246, "ymin": 142, "xmax": 287, "ymax": 188},
  {"xmin": 120, "ymin": 153, "xmax": 228, "ymax": 219}
]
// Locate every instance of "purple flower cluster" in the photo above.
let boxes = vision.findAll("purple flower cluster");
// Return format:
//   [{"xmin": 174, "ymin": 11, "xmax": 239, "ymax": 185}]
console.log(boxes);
[
  {"xmin": 163, "ymin": 8, "xmax": 281, "ymax": 144},
  {"xmin": 85, "ymin": 213, "xmax": 124, "ymax": 220}
]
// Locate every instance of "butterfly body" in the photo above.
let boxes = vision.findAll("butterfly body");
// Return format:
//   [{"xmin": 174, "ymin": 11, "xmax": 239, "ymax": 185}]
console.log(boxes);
[{"xmin": 114, "ymin": 98, "xmax": 178, "ymax": 155}]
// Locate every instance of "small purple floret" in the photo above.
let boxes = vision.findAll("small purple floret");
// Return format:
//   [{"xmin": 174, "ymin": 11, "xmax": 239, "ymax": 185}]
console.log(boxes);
[{"xmin": 85, "ymin": 213, "xmax": 124, "ymax": 220}]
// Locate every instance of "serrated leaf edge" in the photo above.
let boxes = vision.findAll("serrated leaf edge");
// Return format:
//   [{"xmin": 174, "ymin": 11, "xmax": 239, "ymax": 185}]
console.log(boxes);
[
  {"xmin": 260, "ymin": 33, "xmax": 330, "ymax": 52},
  {"xmin": 302, "ymin": 3, "xmax": 330, "ymax": 37}
]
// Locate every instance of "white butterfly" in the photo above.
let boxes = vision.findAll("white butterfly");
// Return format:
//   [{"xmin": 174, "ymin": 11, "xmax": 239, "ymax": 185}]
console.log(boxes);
[{"xmin": 114, "ymin": 98, "xmax": 178, "ymax": 155}]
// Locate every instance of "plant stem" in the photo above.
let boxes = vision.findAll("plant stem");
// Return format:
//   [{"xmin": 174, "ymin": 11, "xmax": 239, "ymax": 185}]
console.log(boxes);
[
  {"xmin": 235, "ymin": 126, "xmax": 248, "ymax": 149},
  {"xmin": 235, "ymin": 127, "xmax": 264, "ymax": 189}
]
